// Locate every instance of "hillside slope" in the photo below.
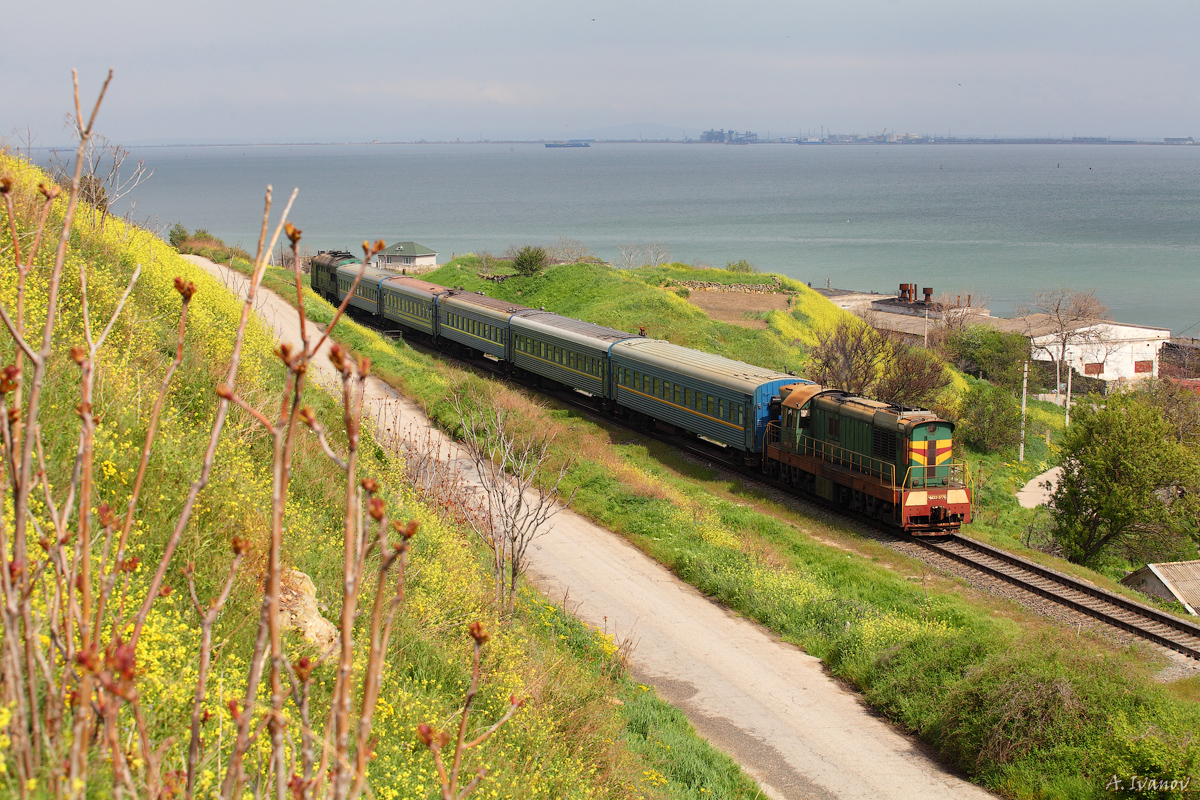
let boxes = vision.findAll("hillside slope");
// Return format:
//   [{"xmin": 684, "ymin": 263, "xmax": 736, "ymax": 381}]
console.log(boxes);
[{"xmin": 0, "ymin": 150, "xmax": 760, "ymax": 799}]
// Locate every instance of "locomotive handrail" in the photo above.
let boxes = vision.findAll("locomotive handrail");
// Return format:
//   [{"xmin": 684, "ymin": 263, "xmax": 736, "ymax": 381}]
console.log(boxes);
[
  {"xmin": 801, "ymin": 438, "xmax": 897, "ymax": 487},
  {"xmin": 764, "ymin": 423, "xmax": 899, "ymax": 491}
]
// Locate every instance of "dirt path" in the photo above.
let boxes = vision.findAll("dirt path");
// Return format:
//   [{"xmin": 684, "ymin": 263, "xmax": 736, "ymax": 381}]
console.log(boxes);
[
  {"xmin": 685, "ymin": 291, "xmax": 791, "ymax": 329},
  {"xmin": 1016, "ymin": 466, "xmax": 1062, "ymax": 509},
  {"xmin": 182, "ymin": 255, "xmax": 994, "ymax": 800}
]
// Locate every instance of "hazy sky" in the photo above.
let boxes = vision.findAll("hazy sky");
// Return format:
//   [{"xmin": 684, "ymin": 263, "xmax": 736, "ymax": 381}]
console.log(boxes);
[{"xmin": 4, "ymin": 1, "xmax": 1198, "ymax": 144}]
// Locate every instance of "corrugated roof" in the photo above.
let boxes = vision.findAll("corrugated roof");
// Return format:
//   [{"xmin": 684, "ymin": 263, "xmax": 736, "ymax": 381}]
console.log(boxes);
[
  {"xmin": 336, "ymin": 263, "xmax": 399, "ymax": 285},
  {"xmin": 440, "ymin": 290, "xmax": 534, "ymax": 315},
  {"xmin": 516, "ymin": 311, "xmax": 637, "ymax": 344},
  {"xmin": 1150, "ymin": 561, "xmax": 1200, "ymax": 611},
  {"xmin": 378, "ymin": 241, "xmax": 437, "ymax": 257},
  {"xmin": 383, "ymin": 276, "xmax": 451, "ymax": 295}
]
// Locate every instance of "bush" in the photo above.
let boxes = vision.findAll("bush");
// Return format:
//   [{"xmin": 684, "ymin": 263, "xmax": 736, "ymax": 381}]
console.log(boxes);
[
  {"xmin": 958, "ymin": 384, "xmax": 1022, "ymax": 453},
  {"xmin": 168, "ymin": 222, "xmax": 188, "ymax": 248},
  {"xmin": 1051, "ymin": 393, "xmax": 1200, "ymax": 566},
  {"xmin": 511, "ymin": 245, "xmax": 549, "ymax": 277},
  {"xmin": 725, "ymin": 259, "xmax": 758, "ymax": 274},
  {"xmin": 947, "ymin": 325, "xmax": 1033, "ymax": 392}
]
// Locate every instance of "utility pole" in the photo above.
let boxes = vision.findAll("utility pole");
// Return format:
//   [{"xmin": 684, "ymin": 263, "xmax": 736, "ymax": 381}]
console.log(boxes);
[
  {"xmin": 1065, "ymin": 367, "xmax": 1073, "ymax": 427},
  {"xmin": 923, "ymin": 307, "xmax": 929, "ymax": 348},
  {"xmin": 1019, "ymin": 361, "xmax": 1028, "ymax": 462}
]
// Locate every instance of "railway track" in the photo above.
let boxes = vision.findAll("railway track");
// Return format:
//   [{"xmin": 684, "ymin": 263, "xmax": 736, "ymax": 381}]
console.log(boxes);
[
  {"xmin": 369, "ymin": 317, "xmax": 1200, "ymax": 661},
  {"xmin": 919, "ymin": 536, "xmax": 1200, "ymax": 660}
]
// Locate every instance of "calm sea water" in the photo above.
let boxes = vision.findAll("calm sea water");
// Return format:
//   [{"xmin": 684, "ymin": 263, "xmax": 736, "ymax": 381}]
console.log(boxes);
[{"xmin": 106, "ymin": 143, "xmax": 1200, "ymax": 335}]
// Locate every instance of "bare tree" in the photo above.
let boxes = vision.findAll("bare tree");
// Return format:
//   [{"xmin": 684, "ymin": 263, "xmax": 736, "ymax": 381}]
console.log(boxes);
[
  {"xmin": 874, "ymin": 341, "xmax": 953, "ymax": 407},
  {"xmin": 1018, "ymin": 287, "xmax": 1109, "ymax": 399},
  {"xmin": 927, "ymin": 291, "xmax": 989, "ymax": 354},
  {"xmin": 616, "ymin": 243, "xmax": 642, "ymax": 270},
  {"xmin": 808, "ymin": 316, "xmax": 950, "ymax": 407},
  {"xmin": 452, "ymin": 394, "xmax": 576, "ymax": 612},
  {"xmin": 549, "ymin": 237, "xmax": 593, "ymax": 264},
  {"xmin": 49, "ymin": 127, "xmax": 151, "ymax": 228},
  {"xmin": 643, "ymin": 242, "xmax": 671, "ymax": 268},
  {"xmin": 808, "ymin": 317, "xmax": 890, "ymax": 396}
]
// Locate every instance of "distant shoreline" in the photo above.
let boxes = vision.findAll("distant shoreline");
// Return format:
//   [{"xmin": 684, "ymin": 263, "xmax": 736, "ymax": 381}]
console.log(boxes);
[{"xmin": 27, "ymin": 139, "xmax": 1198, "ymax": 150}]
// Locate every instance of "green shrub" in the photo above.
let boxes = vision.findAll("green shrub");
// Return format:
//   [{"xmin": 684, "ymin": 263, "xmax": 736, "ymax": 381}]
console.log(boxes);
[
  {"xmin": 948, "ymin": 325, "xmax": 1034, "ymax": 392},
  {"xmin": 725, "ymin": 259, "xmax": 758, "ymax": 274},
  {"xmin": 168, "ymin": 222, "xmax": 188, "ymax": 247},
  {"xmin": 958, "ymin": 383, "xmax": 1022, "ymax": 453},
  {"xmin": 512, "ymin": 245, "xmax": 550, "ymax": 277}
]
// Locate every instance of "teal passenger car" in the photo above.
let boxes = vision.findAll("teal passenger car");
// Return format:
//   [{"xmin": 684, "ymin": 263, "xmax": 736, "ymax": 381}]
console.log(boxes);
[
  {"xmin": 510, "ymin": 312, "xmax": 637, "ymax": 396},
  {"xmin": 609, "ymin": 339, "xmax": 806, "ymax": 455}
]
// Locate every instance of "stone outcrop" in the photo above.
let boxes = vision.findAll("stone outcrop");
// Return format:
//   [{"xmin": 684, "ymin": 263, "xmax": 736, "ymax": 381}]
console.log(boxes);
[
  {"xmin": 668, "ymin": 277, "xmax": 788, "ymax": 294},
  {"xmin": 281, "ymin": 569, "xmax": 338, "ymax": 651}
]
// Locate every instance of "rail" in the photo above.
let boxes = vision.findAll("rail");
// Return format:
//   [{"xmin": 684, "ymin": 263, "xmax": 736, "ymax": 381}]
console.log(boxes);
[
  {"xmin": 356, "ymin": 319, "xmax": 1196, "ymax": 658},
  {"xmin": 922, "ymin": 536, "xmax": 1200, "ymax": 660}
]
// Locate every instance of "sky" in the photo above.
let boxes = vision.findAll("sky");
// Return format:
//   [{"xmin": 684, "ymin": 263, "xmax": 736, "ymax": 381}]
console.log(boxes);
[{"xmin": 4, "ymin": 0, "xmax": 1199, "ymax": 145}]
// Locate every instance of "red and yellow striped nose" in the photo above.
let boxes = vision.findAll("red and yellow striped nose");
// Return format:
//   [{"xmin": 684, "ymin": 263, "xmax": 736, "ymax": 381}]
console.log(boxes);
[{"xmin": 910, "ymin": 439, "xmax": 952, "ymax": 466}]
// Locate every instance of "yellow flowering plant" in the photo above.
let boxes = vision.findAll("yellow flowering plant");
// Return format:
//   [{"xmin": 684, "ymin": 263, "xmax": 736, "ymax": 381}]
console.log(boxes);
[{"xmin": 0, "ymin": 74, "xmax": 524, "ymax": 800}]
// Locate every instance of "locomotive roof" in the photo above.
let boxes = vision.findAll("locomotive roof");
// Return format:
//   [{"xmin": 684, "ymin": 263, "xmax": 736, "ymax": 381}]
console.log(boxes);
[
  {"xmin": 438, "ymin": 290, "xmax": 535, "ymax": 315},
  {"xmin": 611, "ymin": 338, "xmax": 802, "ymax": 394},
  {"xmin": 512, "ymin": 311, "xmax": 637, "ymax": 345},
  {"xmin": 313, "ymin": 250, "xmax": 358, "ymax": 265},
  {"xmin": 808, "ymin": 390, "xmax": 949, "ymax": 432}
]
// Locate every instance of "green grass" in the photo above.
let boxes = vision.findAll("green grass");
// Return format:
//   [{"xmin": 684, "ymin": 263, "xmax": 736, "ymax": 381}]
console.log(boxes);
[
  {"xmin": 230, "ymin": 254, "xmax": 1200, "ymax": 798},
  {"xmin": 425, "ymin": 256, "xmax": 854, "ymax": 373}
]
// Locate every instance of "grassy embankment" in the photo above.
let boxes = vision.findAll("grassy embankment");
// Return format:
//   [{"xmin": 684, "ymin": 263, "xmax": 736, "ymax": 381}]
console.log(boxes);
[
  {"xmin": 0, "ymin": 154, "xmax": 759, "ymax": 800},
  {"xmin": 195, "ymin": 244, "xmax": 1200, "ymax": 798}
]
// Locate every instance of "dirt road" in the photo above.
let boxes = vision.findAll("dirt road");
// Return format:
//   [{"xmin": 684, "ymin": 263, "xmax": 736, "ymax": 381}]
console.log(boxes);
[{"xmin": 182, "ymin": 255, "xmax": 993, "ymax": 800}]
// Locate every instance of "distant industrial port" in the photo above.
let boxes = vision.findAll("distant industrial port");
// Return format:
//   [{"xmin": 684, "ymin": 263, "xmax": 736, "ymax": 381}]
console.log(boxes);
[{"xmin": 693, "ymin": 129, "xmax": 1195, "ymax": 146}]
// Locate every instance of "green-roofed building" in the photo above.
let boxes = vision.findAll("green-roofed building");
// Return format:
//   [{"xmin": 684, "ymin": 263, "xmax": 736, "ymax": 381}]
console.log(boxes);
[{"xmin": 376, "ymin": 241, "xmax": 438, "ymax": 271}]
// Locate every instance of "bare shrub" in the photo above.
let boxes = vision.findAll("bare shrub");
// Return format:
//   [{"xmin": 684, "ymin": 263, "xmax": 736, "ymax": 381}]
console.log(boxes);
[
  {"xmin": 616, "ymin": 243, "xmax": 641, "ymax": 269},
  {"xmin": 549, "ymin": 237, "xmax": 593, "ymax": 264},
  {"xmin": 451, "ymin": 393, "xmax": 577, "ymax": 613},
  {"xmin": 49, "ymin": 125, "xmax": 151, "ymax": 229},
  {"xmin": 809, "ymin": 316, "xmax": 950, "ymax": 406}
]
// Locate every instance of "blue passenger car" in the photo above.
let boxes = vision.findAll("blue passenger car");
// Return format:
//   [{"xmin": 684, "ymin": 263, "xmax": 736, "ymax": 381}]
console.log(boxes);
[
  {"xmin": 510, "ymin": 312, "xmax": 637, "ymax": 396},
  {"xmin": 381, "ymin": 276, "xmax": 447, "ymax": 336},
  {"xmin": 437, "ymin": 291, "xmax": 529, "ymax": 360},
  {"xmin": 609, "ymin": 339, "xmax": 807, "ymax": 452}
]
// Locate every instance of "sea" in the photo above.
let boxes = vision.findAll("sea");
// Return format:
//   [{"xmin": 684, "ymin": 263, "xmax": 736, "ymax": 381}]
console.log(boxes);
[{"xmin": 97, "ymin": 142, "xmax": 1200, "ymax": 335}]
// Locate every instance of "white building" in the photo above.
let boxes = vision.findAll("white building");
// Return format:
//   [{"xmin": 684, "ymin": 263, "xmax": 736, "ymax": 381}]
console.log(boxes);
[
  {"xmin": 375, "ymin": 241, "xmax": 438, "ymax": 271},
  {"xmin": 1004, "ymin": 316, "xmax": 1172, "ymax": 385}
]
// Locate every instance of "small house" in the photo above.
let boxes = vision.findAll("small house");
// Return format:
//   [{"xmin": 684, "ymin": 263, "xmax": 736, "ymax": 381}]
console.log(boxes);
[
  {"xmin": 1120, "ymin": 561, "xmax": 1200, "ymax": 615},
  {"xmin": 375, "ymin": 241, "xmax": 438, "ymax": 271}
]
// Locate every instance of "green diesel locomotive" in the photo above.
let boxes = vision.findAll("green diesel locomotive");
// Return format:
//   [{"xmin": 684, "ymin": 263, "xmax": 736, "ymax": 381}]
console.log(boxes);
[{"xmin": 764, "ymin": 385, "xmax": 972, "ymax": 535}]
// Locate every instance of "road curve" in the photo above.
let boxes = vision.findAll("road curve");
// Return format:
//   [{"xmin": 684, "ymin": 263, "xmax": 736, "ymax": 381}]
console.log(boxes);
[{"xmin": 181, "ymin": 255, "xmax": 994, "ymax": 800}]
